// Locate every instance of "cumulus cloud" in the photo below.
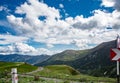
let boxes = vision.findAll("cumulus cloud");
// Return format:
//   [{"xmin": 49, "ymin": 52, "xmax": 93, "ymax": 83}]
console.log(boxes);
[
  {"xmin": 0, "ymin": 43, "xmax": 36, "ymax": 55},
  {"xmin": 5, "ymin": 0, "xmax": 120, "ymax": 53},
  {"xmin": 0, "ymin": 43, "xmax": 55, "ymax": 55},
  {"xmin": 101, "ymin": 0, "xmax": 120, "ymax": 11},
  {"xmin": 7, "ymin": 0, "xmax": 61, "ymax": 37},
  {"xmin": 0, "ymin": 34, "xmax": 28, "ymax": 44},
  {"xmin": 114, "ymin": 0, "xmax": 120, "ymax": 11},
  {"xmin": 37, "ymin": 48, "xmax": 53, "ymax": 55},
  {"xmin": 101, "ymin": 0, "xmax": 115, "ymax": 7},
  {"xmin": 71, "ymin": 10, "xmax": 120, "ymax": 30}
]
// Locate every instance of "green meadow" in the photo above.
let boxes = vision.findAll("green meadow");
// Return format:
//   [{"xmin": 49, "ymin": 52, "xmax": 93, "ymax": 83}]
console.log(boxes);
[{"xmin": 0, "ymin": 62, "xmax": 116, "ymax": 83}]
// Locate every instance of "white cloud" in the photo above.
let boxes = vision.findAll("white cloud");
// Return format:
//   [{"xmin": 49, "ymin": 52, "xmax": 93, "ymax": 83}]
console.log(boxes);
[
  {"xmin": 46, "ymin": 44, "xmax": 54, "ymax": 48},
  {"xmin": 101, "ymin": 0, "xmax": 115, "ymax": 7},
  {"xmin": 0, "ymin": 43, "xmax": 36, "ymax": 55},
  {"xmin": 0, "ymin": 42, "xmax": 55, "ymax": 55},
  {"xmin": 6, "ymin": 0, "xmax": 120, "ymax": 52},
  {"xmin": 7, "ymin": 0, "xmax": 61, "ymax": 37},
  {"xmin": 0, "ymin": 34, "xmax": 28, "ymax": 44},
  {"xmin": 72, "ymin": 9, "xmax": 120, "ymax": 30},
  {"xmin": 0, "ymin": 6, "xmax": 9, "ymax": 12},
  {"xmin": 37, "ymin": 48, "xmax": 53, "ymax": 55},
  {"xmin": 59, "ymin": 4, "xmax": 64, "ymax": 8},
  {"xmin": 101, "ymin": 0, "xmax": 120, "ymax": 11},
  {"xmin": 114, "ymin": 0, "xmax": 120, "ymax": 11}
]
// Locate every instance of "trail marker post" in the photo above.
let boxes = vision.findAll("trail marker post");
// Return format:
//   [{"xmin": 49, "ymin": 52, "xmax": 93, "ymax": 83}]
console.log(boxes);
[
  {"xmin": 110, "ymin": 35, "xmax": 120, "ymax": 83},
  {"xmin": 116, "ymin": 35, "xmax": 120, "ymax": 83},
  {"xmin": 11, "ymin": 68, "xmax": 18, "ymax": 83}
]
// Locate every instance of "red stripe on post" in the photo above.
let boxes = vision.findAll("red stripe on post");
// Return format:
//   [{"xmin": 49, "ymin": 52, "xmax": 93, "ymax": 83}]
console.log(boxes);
[{"xmin": 110, "ymin": 49, "xmax": 117, "ymax": 61}]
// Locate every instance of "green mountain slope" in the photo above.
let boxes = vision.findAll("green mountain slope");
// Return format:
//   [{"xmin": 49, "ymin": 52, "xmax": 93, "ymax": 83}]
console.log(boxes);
[
  {"xmin": 49, "ymin": 50, "xmax": 89, "ymax": 61},
  {"xmin": 33, "ymin": 65, "xmax": 115, "ymax": 82},
  {"xmin": 36, "ymin": 49, "xmax": 89, "ymax": 66},
  {"xmin": 36, "ymin": 40, "xmax": 117, "ymax": 77},
  {"xmin": 72, "ymin": 40, "xmax": 116, "ymax": 77}
]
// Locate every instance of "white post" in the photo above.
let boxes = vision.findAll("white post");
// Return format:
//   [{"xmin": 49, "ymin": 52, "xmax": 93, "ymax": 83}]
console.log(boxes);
[
  {"xmin": 11, "ymin": 68, "xmax": 18, "ymax": 83},
  {"xmin": 117, "ymin": 61, "xmax": 119, "ymax": 75},
  {"xmin": 117, "ymin": 35, "xmax": 120, "ymax": 83}
]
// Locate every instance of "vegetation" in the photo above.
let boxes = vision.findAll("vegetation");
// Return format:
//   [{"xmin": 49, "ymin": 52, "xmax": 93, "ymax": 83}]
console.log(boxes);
[
  {"xmin": 0, "ymin": 62, "xmax": 116, "ymax": 83},
  {"xmin": 35, "ymin": 49, "xmax": 89, "ymax": 66},
  {"xmin": 36, "ymin": 40, "xmax": 117, "ymax": 78},
  {"xmin": 0, "ymin": 40, "xmax": 118, "ymax": 83},
  {"xmin": 0, "ymin": 61, "xmax": 38, "ymax": 83},
  {"xmin": 34, "ymin": 65, "xmax": 79, "ymax": 78},
  {"xmin": 0, "ymin": 62, "xmax": 37, "ymax": 74},
  {"xmin": 33, "ymin": 65, "xmax": 115, "ymax": 83}
]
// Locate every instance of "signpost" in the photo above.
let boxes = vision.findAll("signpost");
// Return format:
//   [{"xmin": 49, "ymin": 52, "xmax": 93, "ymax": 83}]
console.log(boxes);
[
  {"xmin": 11, "ymin": 68, "xmax": 18, "ymax": 83},
  {"xmin": 110, "ymin": 35, "xmax": 120, "ymax": 83},
  {"xmin": 111, "ymin": 48, "xmax": 120, "ymax": 61}
]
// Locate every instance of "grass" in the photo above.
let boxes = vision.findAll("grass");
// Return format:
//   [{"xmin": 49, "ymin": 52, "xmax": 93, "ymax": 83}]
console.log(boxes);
[
  {"xmin": 45, "ymin": 65, "xmax": 80, "ymax": 75},
  {"xmin": 18, "ymin": 76, "xmax": 56, "ymax": 83},
  {"xmin": 34, "ymin": 65, "xmax": 80, "ymax": 78},
  {"xmin": 0, "ymin": 76, "xmax": 62, "ymax": 83},
  {"xmin": 0, "ymin": 62, "xmax": 38, "ymax": 74},
  {"xmin": 33, "ymin": 65, "xmax": 116, "ymax": 83},
  {"xmin": 0, "ymin": 61, "xmax": 38, "ymax": 83},
  {"xmin": 0, "ymin": 62, "xmax": 116, "ymax": 83}
]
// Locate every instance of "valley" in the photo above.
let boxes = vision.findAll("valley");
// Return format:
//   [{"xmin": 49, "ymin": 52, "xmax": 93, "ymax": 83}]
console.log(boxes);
[{"xmin": 0, "ymin": 40, "xmax": 118, "ymax": 83}]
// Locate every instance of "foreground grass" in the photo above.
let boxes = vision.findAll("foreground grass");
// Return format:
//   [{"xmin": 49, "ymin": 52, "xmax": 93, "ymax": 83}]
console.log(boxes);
[
  {"xmin": 0, "ymin": 77, "xmax": 61, "ymax": 83},
  {"xmin": 0, "ymin": 63, "xmax": 116, "ymax": 83},
  {"xmin": 33, "ymin": 65, "xmax": 116, "ymax": 83}
]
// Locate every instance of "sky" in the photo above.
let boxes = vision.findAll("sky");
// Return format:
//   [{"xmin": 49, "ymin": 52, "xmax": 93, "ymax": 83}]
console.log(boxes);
[{"xmin": 0, "ymin": 0, "xmax": 120, "ymax": 55}]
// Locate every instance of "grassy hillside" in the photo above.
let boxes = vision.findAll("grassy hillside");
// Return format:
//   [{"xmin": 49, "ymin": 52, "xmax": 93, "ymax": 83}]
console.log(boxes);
[
  {"xmin": 36, "ymin": 40, "xmax": 117, "ymax": 78},
  {"xmin": 50, "ymin": 50, "xmax": 89, "ymax": 61},
  {"xmin": 36, "ymin": 50, "xmax": 89, "ymax": 66},
  {"xmin": 72, "ymin": 40, "xmax": 116, "ymax": 77},
  {"xmin": 34, "ymin": 65, "xmax": 80, "ymax": 79},
  {"xmin": 0, "ymin": 64, "xmax": 115, "ymax": 83},
  {"xmin": 0, "ymin": 61, "xmax": 38, "ymax": 73},
  {"xmin": 38, "ymin": 65, "xmax": 80, "ymax": 76},
  {"xmin": 33, "ymin": 65, "xmax": 115, "ymax": 82}
]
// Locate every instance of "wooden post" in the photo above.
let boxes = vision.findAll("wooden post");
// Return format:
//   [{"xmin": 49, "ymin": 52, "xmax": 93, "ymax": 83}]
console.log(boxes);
[{"xmin": 11, "ymin": 68, "xmax": 18, "ymax": 83}]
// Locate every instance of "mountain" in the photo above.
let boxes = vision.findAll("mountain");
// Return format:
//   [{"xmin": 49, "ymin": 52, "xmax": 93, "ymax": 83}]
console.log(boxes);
[
  {"xmin": 35, "ymin": 40, "xmax": 117, "ymax": 77},
  {"xmin": 72, "ymin": 40, "xmax": 116, "ymax": 77},
  {"xmin": 0, "ymin": 54, "xmax": 50, "ymax": 65},
  {"xmin": 35, "ymin": 49, "xmax": 89, "ymax": 66}
]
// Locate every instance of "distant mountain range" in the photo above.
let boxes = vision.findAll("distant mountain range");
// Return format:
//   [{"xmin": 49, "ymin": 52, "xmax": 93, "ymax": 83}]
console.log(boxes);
[
  {"xmin": 0, "ymin": 40, "xmax": 117, "ymax": 77},
  {"xmin": 0, "ymin": 54, "xmax": 50, "ymax": 65},
  {"xmin": 35, "ymin": 40, "xmax": 117, "ymax": 77}
]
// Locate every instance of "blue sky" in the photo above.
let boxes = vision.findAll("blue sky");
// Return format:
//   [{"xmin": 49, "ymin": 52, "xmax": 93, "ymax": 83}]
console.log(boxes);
[{"xmin": 0, "ymin": 0, "xmax": 120, "ymax": 55}]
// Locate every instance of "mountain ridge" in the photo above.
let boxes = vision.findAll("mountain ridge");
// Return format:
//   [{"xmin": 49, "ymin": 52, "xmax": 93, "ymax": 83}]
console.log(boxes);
[
  {"xmin": 0, "ymin": 40, "xmax": 117, "ymax": 77},
  {"xmin": 0, "ymin": 54, "xmax": 50, "ymax": 65},
  {"xmin": 35, "ymin": 40, "xmax": 117, "ymax": 77}
]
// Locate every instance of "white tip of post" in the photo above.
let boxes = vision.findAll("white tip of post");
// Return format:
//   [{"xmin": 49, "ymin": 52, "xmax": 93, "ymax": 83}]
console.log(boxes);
[{"xmin": 11, "ymin": 68, "xmax": 18, "ymax": 83}]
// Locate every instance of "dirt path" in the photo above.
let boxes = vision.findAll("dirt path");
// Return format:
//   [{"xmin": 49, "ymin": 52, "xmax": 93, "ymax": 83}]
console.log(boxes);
[
  {"xmin": 19, "ymin": 67, "xmax": 79, "ymax": 83},
  {"xmin": 26, "ymin": 67, "xmax": 43, "ymax": 74}
]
